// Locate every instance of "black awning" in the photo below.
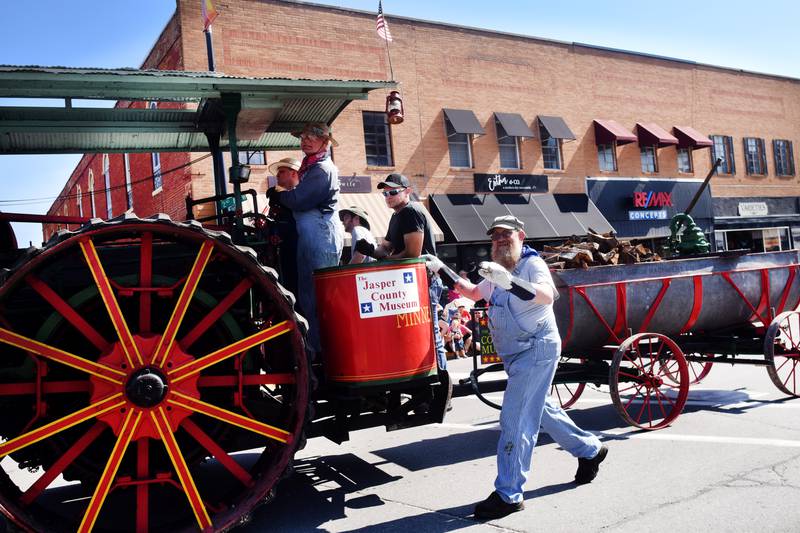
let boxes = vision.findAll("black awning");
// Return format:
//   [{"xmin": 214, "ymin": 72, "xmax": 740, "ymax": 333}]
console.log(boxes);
[
  {"xmin": 494, "ymin": 112, "xmax": 534, "ymax": 138},
  {"xmin": 537, "ymin": 115, "xmax": 576, "ymax": 140},
  {"xmin": 443, "ymin": 108, "xmax": 485, "ymax": 135},
  {"xmin": 429, "ymin": 193, "xmax": 614, "ymax": 243}
]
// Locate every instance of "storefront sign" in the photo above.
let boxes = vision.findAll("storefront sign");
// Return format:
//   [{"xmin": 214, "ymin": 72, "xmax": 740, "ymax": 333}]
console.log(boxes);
[
  {"xmin": 356, "ymin": 268, "xmax": 419, "ymax": 318},
  {"xmin": 473, "ymin": 173, "xmax": 548, "ymax": 193},
  {"xmin": 633, "ymin": 191, "xmax": 673, "ymax": 208},
  {"xmin": 628, "ymin": 210, "xmax": 668, "ymax": 220},
  {"xmin": 738, "ymin": 202, "xmax": 769, "ymax": 217},
  {"xmin": 340, "ymin": 175, "xmax": 372, "ymax": 193}
]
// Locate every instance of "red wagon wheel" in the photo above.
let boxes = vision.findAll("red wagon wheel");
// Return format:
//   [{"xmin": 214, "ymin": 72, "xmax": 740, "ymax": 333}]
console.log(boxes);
[
  {"xmin": 764, "ymin": 310, "xmax": 800, "ymax": 396},
  {"xmin": 660, "ymin": 353, "xmax": 714, "ymax": 385},
  {"xmin": 550, "ymin": 357, "xmax": 586, "ymax": 409},
  {"xmin": 0, "ymin": 216, "xmax": 309, "ymax": 533},
  {"xmin": 609, "ymin": 333, "xmax": 689, "ymax": 430}
]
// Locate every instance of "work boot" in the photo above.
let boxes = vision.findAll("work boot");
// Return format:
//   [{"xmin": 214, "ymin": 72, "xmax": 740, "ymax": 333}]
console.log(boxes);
[
  {"xmin": 574, "ymin": 444, "xmax": 608, "ymax": 485},
  {"xmin": 474, "ymin": 491, "xmax": 524, "ymax": 520}
]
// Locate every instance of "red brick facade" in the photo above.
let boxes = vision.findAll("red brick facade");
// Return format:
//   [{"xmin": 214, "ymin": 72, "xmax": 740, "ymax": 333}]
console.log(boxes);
[{"xmin": 47, "ymin": 0, "xmax": 800, "ymax": 238}]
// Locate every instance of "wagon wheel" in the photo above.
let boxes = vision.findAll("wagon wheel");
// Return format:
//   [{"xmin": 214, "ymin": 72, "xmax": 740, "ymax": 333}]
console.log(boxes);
[
  {"xmin": 609, "ymin": 333, "xmax": 689, "ymax": 430},
  {"xmin": 0, "ymin": 216, "xmax": 309, "ymax": 533},
  {"xmin": 764, "ymin": 310, "xmax": 800, "ymax": 396},
  {"xmin": 659, "ymin": 352, "xmax": 714, "ymax": 385},
  {"xmin": 550, "ymin": 357, "xmax": 586, "ymax": 409}
]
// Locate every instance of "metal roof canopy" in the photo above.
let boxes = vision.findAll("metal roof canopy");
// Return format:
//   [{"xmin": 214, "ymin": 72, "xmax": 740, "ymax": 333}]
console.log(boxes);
[{"xmin": 0, "ymin": 66, "xmax": 395, "ymax": 154}]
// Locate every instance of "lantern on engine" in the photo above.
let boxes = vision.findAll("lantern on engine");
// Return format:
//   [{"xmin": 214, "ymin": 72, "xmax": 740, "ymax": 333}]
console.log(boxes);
[{"xmin": 385, "ymin": 90, "xmax": 404, "ymax": 125}]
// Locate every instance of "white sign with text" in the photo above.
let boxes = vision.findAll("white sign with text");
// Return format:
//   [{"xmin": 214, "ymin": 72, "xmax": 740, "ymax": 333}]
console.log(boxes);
[{"xmin": 356, "ymin": 268, "xmax": 420, "ymax": 319}]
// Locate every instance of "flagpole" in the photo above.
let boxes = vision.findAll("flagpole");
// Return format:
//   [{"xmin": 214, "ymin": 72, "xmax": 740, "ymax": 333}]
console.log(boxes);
[
  {"xmin": 204, "ymin": 26, "xmax": 216, "ymax": 71},
  {"xmin": 383, "ymin": 32, "xmax": 394, "ymax": 80}
]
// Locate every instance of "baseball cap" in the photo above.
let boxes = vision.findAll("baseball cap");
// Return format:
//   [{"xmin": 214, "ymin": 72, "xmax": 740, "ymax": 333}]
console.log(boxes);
[
  {"xmin": 377, "ymin": 173, "xmax": 410, "ymax": 189},
  {"xmin": 486, "ymin": 215, "xmax": 525, "ymax": 235}
]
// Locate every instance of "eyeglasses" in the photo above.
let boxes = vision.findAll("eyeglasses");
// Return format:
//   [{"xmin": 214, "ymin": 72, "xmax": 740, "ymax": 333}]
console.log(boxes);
[
  {"xmin": 299, "ymin": 133, "xmax": 321, "ymax": 141},
  {"xmin": 382, "ymin": 188, "xmax": 407, "ymax": 197},
  {"xmin": 490, "ymin": 229, "xmax": 515, "ymax": 241}
]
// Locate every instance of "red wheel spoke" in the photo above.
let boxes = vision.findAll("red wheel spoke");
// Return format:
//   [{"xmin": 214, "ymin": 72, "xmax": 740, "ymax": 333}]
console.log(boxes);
[
  {"xmin": 20, "ymin": 422, "xmax": 107, "ymax": 505},
  {"xmin": 782, "ymin": 360, "xmax": 798, "ymax": 390},
  {"xmin": 153, "ymin": 241, "xmax": 215, "ymax": 367},
  {"xmin": 168, "ymin": 392, "xmax": 291, "ymax": 443},
  {"xmin": 634, "ymin": 391, "xmax": 650, "ymax": 424},
  {"xmin": 136, "ymin": 439, "xmax": 149, "ymax": 533},
  {"xmin": 80, "ymin": 238, "xmax": 143, "ymax": 368},
  {"xmin": 171, "ymin": 321, "xmax": 293, "ymax": 384},
  {"xmin": 552, "ymin": 385, "xmax": 563, "ymax": 404},
  {"xmin": 78, "ymin": 410, "xmax": 142, "ymax": 533},
  {"xmin": 139, "ymin": 232, "xmax": 153, "ymax": 334},
  {"xmin": 0, "ymin": 327, "xmax": 123, "ymax": 383},
  {"xmin": 0, "ymin": 394, "xmax": 123, "ymax": 458},
  {"xmin": 623, "ymin": 383, "xmax": 645, "ymax": 409},
  {"xmin": 0, "ymin": 380, "xmax": 91, "ymax": 396},
  {"xmin": 623, "ymin": 348, "xmax": 646, "ymax": 374},
  {"xmin": 617, "ymin": 370, "xmax": 642, "ymax": 381},
  {"xmin": 182, "ymin": 419, "xmax": 254, "ymax": 487},
  {"xmin": 654, "ymin": 386, "xmax": 676, "ymax": 408},
  {"xmin": 151, "ymin": 407, "xmax": 213, "ymax": 532},
  {"xmin": 180, "ymin": 278, "xmax": 252, "ymax": 350},
  {"xmin": 26, "ymin": 275, "xmax": 110, "ymax": 352},
  {"xmin": 775, "ymin": 356, "xmax": 791, "ymax": 373},
  {"xmin": 197, "ymin": 373, "xmax": 296, "ymax": 388},
  {"xmin": 653, "ymin": 388, "xmax": 668, "ymax": 420}
]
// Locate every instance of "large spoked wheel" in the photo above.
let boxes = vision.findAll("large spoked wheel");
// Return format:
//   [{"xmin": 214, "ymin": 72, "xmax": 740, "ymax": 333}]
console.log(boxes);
[
  {"xmin": 660, "ymin": 353, "xmax": 714, "ymax": 386},
  {"xmin": 765, "ymin": 311, "xmax": 800, "ymax": 396},
  {"xmin": 0, "ymin": 216, "xmax": 309, "ymax": 533},
  {"xmin": 609, "ymin": 333, "xmax": 689, "ymax": 430},
  {"xmin": 550, "ymin": 357, "xmax": 586, "ymax": 409}
]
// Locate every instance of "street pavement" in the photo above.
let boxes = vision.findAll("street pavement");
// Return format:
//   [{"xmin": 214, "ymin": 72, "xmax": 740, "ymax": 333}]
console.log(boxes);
[{"xmin": 244, "ymin": 357, "xmax": 800, "ymax": 532}]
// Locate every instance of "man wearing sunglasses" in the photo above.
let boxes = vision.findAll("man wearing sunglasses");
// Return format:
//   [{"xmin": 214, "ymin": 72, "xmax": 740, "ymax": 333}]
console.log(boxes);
[
  {"xmin": 423, "ymin": 215, "xmax": 607, "ymax": 519},
  {"xmin": 355, "ymin": 173, "xmax": 449, "ymax": 378}
]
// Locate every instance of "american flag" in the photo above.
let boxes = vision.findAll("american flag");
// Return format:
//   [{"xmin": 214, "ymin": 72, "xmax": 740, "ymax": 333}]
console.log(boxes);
[{"xmin": 376, "ymin": 1, "xmax": 393, "ymax": 42}]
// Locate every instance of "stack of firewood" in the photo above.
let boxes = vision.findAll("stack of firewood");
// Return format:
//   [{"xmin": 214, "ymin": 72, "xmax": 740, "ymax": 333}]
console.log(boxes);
[{"xmin": 542, "ymin": 229, "xmax": 661, "ymax": 270}]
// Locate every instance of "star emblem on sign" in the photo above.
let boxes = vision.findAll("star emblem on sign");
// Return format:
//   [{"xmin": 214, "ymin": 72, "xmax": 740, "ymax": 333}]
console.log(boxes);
[
  {"xmin": 361, "ymin": 302, "xmax": 373, "ymax": 313},
  {"xmin": 403, "ymin": 272, "xmax": 414, "ymax": 283}
]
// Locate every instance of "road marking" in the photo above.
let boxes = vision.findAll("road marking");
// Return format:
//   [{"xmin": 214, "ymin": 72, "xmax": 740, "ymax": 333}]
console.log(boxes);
[{"xmin": 457, "ymin": 393, "xmax": 800, "ymax": 409}]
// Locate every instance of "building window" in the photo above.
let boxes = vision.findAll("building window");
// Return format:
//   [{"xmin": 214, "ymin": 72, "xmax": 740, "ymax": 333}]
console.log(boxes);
[
  {"xmin": 495, "ymin": 118, "xmax": 520, "ymax": 169},
  {"xmin": 743, "ymin": 137, "xmax": 767, "ymax": 175},
  {"xmin": 716, "ymin": 226, "xmax": 791, "ymax": 252},
  {"xmin": 362, "ymin": 111, "xmax": 394, "ymax": 166},
  {"xmin": 597, "ymin": 143, "xmax": 617, "ymax": 171},
  {"xmin": 539, "ymin": 122, "xmax": 562, "ymax": 170},
  {"xmin": 123, "ymin": 153, "xmax": 133, "ymax": 210},
  {"xmin": 238, "ymin": 151, "xmax": 266, "ymax": 165},
  {"xmin": 102, "ymin": 154, "xmax": 112, "ymax": 218},
  {"xmin": 677, "ymin": 147, "xmax": 693, "ymax": 173},
  {"xmin": 640, "ymin": 146, "xmax": 658, "ymax": 173},
  {"xmin": 445, "ymin": 116, "xmax": 473, "ymax": 168},
  {"xmin": 149, "ymin": 102, "xmax": 163, "ymax": 190},
  {"xmin": 88, "ymin": 170, "xmax": 96, "ymax": 217},
  {"xmin": 710, "ymin": 135, "xmax": 735, "ymax": 174},
  {"xmin": 77, "ymin": 185, "xmax": 83, "ymax": 217},
  {"xmin": 773, "ymin": 139, "xmax": 795, "ymax": 177}
]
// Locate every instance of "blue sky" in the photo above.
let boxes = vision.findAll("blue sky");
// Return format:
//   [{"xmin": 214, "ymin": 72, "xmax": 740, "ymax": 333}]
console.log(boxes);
[{"xmin": 1, "ymin": 0, "xmax": 798, "ymax": 246}]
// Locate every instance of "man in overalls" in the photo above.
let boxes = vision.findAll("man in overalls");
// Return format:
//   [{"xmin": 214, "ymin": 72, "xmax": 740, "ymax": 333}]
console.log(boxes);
[{"xmin": 424, "ymin": 215, "xmax": 607, "ymax": 519}]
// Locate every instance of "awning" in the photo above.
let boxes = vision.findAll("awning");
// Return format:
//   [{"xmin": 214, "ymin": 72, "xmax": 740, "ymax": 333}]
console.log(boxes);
[
  {"xmin": 339, "ymin": 193, "xmax": 444, "ymax": 246},
  {"xmin": 636, "ymin": 122, "xmax": 679, "ymax": 147},
  {"xmin": 673, "ymin": 126, "xmax": 713, "ymax": 149},
  {"xmin": 429, "ymin": 193, "xmax": 614, "ymax": 243},
  {"xmin": 443, "ymin": 108, "xmax": 485, "ymax": 135},
  {"xmin": 494, "ymin": 112, "xmax": 534, "ymax": 138},
  {"xmin": 593, "ymin": 119, "xmax": 637, "ymax": 145},
  {"xmin": 537, "ymin": 115, "xmax": 576, "ymax": 140}
]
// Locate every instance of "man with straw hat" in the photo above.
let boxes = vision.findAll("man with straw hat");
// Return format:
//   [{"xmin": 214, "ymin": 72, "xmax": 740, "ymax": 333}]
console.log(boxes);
[{"xmin": 339, "ymin": 205, "xmax": 376, "ymax": 264}]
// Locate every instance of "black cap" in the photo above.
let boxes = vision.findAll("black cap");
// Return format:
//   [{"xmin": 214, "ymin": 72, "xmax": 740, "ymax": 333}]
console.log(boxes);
[{"xmin": 377, "ymin": 173, "xmax": 410, "ymax": 189}]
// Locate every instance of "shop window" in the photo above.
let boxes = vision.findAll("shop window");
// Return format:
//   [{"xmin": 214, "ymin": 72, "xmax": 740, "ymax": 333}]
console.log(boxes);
[
  {"xmin": 88, "ymin": 170, "xmax": 96, "ymax": 217},
  {"xmin": 77, "ymin": 185, "xmax": 83, "ymax": 217},
  {"xmin": 102, "ymin": 154, "xmax": 112, "ymax": 218},
  {"xmin": 716, "ymin": 226, "xmax": 791, "ymax": 252},
  {"xmin": 238, "ymin": 151, "xmax": 266, "ymax": 165},
  {"xmin": 710, "ymin": 135, "xmax": 735, "ymax": 174},
  {"xmin": 445, "ymin": 116, "xmax": 473, "ymax": 168},
  {"xmin": 677, "ymin": 147, "xmax": 693, "ymax": 173},
  {"xmin": 495, "ymin": 118, "xmax": 521, "ymax": 169},
  {"xmin": 539, "ymin": 122, "xmax": 562, "ymax": 170},
  {"xmin": 640, "ymin": 146, "xmax": 658, "ymax": 173},
  {"xmin": 362, "ymin": 111, "xmax": 394, "ymax": 167},
  {"xmin": 743, "ymin": 137, "xmax": 767, "ymax": 175},
  {"xmin": 773, "ymin": 139, "xmax": 795, "ymax": 177},
  {"xmin": 149, "ymin": 102, "xmax": 163, "ymax": 191},
  {"xmin": 597, "ymin": 143, "xmax": 617, "ymax": 172},
  {"xmin": 123, "ymin": 153, "xmax": 133, "ymax": 211}
]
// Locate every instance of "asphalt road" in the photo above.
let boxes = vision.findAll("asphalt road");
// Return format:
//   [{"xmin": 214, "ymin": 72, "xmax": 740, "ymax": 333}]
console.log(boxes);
[{"xmin": 244, "ymin": 357, "xmax": 800, "ymax": 532}]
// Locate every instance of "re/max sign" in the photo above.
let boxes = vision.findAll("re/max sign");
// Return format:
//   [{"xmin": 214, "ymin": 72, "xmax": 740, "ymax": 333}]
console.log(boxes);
[{"xmin": 632, "ymin": 191, "xmax": 673, "ymax": 208}]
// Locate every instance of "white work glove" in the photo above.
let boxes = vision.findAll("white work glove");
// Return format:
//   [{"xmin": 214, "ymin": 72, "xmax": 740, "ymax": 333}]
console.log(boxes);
[
  {"xmin": 422, "ymin": 254, "xmax": 460, "ymax": 288},
  {"xmin": 478, "ymin": 261, "xmax": 513, "ymax": 289},
  {"xmin": 421, "ymin": 253, "xmax": 444, "ymax": 273}
]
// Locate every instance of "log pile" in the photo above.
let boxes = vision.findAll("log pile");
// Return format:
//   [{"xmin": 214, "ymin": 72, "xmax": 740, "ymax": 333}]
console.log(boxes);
[{"xmin": 542, "ymin": 229, "xmax": 661, "ymax": 270}]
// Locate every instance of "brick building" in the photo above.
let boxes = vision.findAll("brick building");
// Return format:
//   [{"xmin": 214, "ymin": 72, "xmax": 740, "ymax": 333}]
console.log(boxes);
[{"xmin": 48, "ymin": 0, "xmax": 800, "ymax": 266}]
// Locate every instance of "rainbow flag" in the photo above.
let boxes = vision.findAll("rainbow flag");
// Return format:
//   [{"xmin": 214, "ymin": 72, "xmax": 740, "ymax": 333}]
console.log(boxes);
[{"xmin": 201, "ymin": 0, "xmax": 218, "ymax": 31}]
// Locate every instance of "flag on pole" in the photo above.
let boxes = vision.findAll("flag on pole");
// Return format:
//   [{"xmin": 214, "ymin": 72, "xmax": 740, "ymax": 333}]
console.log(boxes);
[
  {"xmin": 201, "ymin": 0, "xmax": 218, "ymax": 31},
  {"xmin": 376, "ymin": 1, "xmax": 393, "ymax": 42}
]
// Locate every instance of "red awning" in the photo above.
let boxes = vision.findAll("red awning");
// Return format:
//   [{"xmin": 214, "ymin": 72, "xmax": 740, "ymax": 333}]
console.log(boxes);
[
  {"xmin": 636, "ymin": 122, "xmax": 678, "ymax": 147},
  {"xmin": 593, "ymin": 119, "xmax": 637, "ymax": 145},
  {"xmin": 672, "ymin": 126, "xmax": 713, "ymax": 149}
]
